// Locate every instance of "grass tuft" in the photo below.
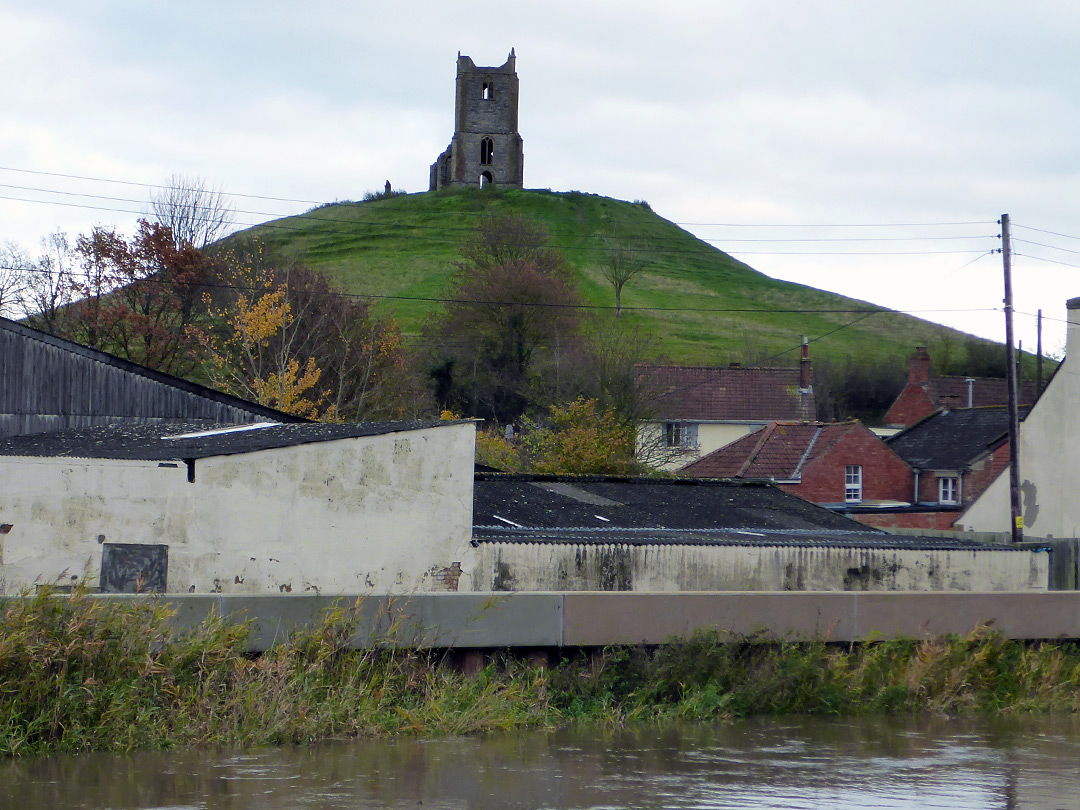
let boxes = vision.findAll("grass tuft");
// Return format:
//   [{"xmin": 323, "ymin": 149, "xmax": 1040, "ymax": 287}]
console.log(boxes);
[{"xmin": 4, "ymin": 594, "xmax": 1080, "ymax": 757}]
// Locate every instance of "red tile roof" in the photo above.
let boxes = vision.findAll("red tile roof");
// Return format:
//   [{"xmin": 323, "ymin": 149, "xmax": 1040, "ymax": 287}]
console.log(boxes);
[
  {"xmin": 639, "ymin": 365, "xmax": 815, "ymax": 421},
  {"xmin": 681, "ymin": 421, "xmax": 860, "ymax": 479},
  {"xmin": 928, "ymin": 376, "xmax": 1036, "ymax": 410}
]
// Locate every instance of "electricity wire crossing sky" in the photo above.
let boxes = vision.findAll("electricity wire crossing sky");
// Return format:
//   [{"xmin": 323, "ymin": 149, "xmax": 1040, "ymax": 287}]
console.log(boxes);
[{"xmin": 2, "ymin": 1, "xmax": 1078, "ymax": 354}]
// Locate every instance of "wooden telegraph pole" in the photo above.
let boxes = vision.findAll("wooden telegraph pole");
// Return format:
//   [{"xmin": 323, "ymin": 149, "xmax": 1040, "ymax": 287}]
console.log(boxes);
[{"xmin": 1001, "ymin": 214, "xmax": 1023, "ymax": 542}]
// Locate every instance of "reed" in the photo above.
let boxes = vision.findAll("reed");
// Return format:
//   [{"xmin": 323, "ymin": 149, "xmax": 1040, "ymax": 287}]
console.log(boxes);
[{"xmin": 4, "ymin": 591, "xmax": 1080, "ymax": 757}]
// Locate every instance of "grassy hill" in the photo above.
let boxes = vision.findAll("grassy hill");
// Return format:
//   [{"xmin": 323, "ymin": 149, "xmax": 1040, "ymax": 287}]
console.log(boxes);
[{"xmin": 241, "ymin": 186, "xmax": 987, "ymax": 368}]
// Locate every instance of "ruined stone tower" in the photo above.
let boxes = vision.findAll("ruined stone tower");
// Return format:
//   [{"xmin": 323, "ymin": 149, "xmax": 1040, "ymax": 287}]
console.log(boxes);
[{"xmin": 429, "ymin": 49, "xmax": 524, "ymax": 191}]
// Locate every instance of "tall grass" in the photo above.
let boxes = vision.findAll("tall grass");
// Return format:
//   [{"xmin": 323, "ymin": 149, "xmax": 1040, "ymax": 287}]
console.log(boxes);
[{"xmin": 4, "ymin": 591, "xmax": 1080, "ymax": 757}]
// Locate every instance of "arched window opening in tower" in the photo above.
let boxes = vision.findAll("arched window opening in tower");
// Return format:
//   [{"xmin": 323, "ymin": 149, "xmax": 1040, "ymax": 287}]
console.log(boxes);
[
  {"xmin": 480, "ymin": 171, "xmax": 494, "ymax": 188},
  {"xmin": 480, "ymin": 137, "xmax": 494, "ymax": 165},
  {"xmin": 482, "ymin": 81, "xmax": 493, "ymax": 100}
]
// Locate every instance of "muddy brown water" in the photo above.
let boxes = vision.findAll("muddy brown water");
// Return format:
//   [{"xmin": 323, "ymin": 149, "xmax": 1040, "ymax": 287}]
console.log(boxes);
[{"xmin": 3, "ymin": 715, "xmax": 1080, "ymax": 809}]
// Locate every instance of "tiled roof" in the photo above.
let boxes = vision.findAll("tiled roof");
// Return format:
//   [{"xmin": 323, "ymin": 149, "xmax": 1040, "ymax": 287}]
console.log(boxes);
[
  {"xmin": 680, "ymin": 421, "xmax": 859, "ymax": 479},
  {"xmin": 639, "ymin": 365, "xmax": 814, "ymax": 421},
  {"xmin": 887, "ymin": 406, "xmax": 1029, "ymax": 470},
  {"xmin": 929, "ymin": 376, "xmax": 1036, "ymax": 410},
  {"xmin": 0, "ymin": 419, "xmax": 455, "ymax": 461}
]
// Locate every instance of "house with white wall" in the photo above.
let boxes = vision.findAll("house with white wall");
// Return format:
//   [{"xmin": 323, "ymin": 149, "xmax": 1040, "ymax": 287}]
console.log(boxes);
[
  {"xmin": 958, "ymin": 297, "xmax": 1080, "ymax": 538},
  {"xmin": 0, "ymin": 419, "xmax": 476, "ymax": 595},
  {"xmin": 637, "ymin": 346, "xmax": 815, "ymax": 470}
]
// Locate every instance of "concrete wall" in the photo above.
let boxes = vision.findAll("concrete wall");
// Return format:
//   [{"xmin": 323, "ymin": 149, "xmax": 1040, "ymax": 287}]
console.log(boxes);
[
  {"xmin": 69, "ymin": 590, "xmax": 1080, "ymax": 651},
  {"xmin": 959, "ymin": 298, "xmax": 1080, "ymax": 538},
  {"xmin": 467, "ymin": 541, "xmax": 1047, "ymax": 593},
  {"xmin": 0, "ymin": 423, "xmax": 476, "ymax": 595}
]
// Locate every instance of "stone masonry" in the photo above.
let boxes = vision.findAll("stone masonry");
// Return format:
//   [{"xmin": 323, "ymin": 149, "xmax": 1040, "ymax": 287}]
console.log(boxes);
[{"xmin": 429, "ymin": 50, "xmax": 524, "ymax": 190}]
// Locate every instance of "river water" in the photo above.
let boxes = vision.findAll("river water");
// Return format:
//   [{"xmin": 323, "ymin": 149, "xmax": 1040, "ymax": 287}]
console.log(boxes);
[{"xmin": 4, "ymin": 716, "xmax": 1080, "ymax": 809}]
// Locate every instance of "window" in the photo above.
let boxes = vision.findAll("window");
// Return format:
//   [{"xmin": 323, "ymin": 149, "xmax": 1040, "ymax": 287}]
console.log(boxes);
[
  {"xmin": 480, "ymin": 137, "xmax": 494, "ymax": 165},
  {"xmin": 939, "ymin": 475, "xmax": 961, "ymax": 505},
  {"xmin": 663, "ymin": 422, "xmax": 698, "ymax": 449},
  {"xmin": 845, "ymin": 465, "xmax": 862, "ymax": 503},
  {"xmin": 482, "ymin": 81, "xmax": 493, "ymax": 100}
]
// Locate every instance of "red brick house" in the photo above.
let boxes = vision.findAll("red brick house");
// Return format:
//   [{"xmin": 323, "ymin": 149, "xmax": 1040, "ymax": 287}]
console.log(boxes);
[
  {"xmin": 873, "ymin": 406, "xmax": 1026, "ymax": 531},
  {"xmin": 884, "ymin": 346, "xmax": 1036, "ymax": 428},
  {"xmin": 680, "ymin": 420, "xmax": 914, "ymax": 522},
  {"xmin": 637, "ymin": 343, "xmax": 816, "ymax": 470}
]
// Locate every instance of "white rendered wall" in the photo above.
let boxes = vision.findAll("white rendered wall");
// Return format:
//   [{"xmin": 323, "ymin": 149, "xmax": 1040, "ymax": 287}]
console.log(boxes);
[
  {"xmin": 0, "ymin": 423, "xmax": 475, "ymax": 595},
  {"xmin": 959, "ymin": 300, "xmax": 1080, "ymax": 538},
  {"xmin": 470, "ymin": 542, "xmax": 1047, "ymax": 593},
  {"xmin": 638, "ymin": 421, "xmax": 764, "ymax": 471}
]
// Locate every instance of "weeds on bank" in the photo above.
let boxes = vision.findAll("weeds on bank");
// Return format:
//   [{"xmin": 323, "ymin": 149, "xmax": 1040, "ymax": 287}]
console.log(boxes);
[{"xmin": 4, "ymin": 590, "xmax": 1080, "ymax": 757}]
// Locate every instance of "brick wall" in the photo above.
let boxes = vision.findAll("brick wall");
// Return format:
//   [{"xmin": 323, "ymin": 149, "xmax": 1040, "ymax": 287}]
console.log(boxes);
[
  {"xmin": 884, "ymin": 384, "xmax": 937, "ymax": 428},
  {"xmin": 779, "ymin": 426, "xmax": 913, "ymax": 504},
  {"xmin": 855, "ymin": 511, "xmax": 961, "ymax": 531},
  {"xmin": 781, "ymin": 427, "xmax": 915, "ymax": 505},
  {"xmin": 914, "ymin": 441, "xmax": 1010, "ymax": 506},
  {"xmin": 430, "ymin": 562, "xmax": 463, "ymax": 592}
]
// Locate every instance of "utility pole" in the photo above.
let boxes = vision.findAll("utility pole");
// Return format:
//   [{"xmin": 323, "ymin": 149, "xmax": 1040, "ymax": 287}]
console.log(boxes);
[
  {"xmin": 1001, "ymin": 214, "xmax": 1023, "ymax": 543},
  {"xmin": 1037, "ymin": 309, "xmax": 1044, "ymax": 396}
]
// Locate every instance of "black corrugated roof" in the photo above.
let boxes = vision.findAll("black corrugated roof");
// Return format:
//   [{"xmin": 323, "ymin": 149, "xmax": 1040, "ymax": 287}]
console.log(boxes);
[
  {"xmin": 0, "ymin": 419, "xmax": 456, "ymax": 460},
  {"xmin": 471, "ymin": 473, "xmax": 1029, "ymax": 551},
  {"xmin": 474, "ymin": 473, "xmax": 873, "ymax": 533}
]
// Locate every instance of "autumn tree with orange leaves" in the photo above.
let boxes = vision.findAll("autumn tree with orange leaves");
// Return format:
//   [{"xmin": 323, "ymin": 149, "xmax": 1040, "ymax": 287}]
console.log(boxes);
[{"xmin": 201, "ymin": 244, "xmax": 430, "ymax": 420}]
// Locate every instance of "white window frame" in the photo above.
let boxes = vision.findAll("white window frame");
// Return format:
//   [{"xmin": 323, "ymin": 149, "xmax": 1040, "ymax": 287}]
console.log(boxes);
[
  {"xmin": 938, "ymin": 475, "xmax": 961, "ymax": 505},
  {"xmin": 845, "ymin": 465, "xmax": 863, "ymax": 503},
  {"xmin": 663, "ymin": 422, "xmax": 698, "ymax": 450}
]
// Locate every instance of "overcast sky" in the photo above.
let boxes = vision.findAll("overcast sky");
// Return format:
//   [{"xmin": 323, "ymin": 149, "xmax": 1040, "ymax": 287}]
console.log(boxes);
[{"xmin": 2, "ymin": 1, "xmax": 1078, "ymax": 355}]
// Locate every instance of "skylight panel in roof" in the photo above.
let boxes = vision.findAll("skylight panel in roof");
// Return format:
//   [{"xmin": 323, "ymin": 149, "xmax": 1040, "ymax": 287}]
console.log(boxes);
[{"xmin": 163, "ymin": 422, "xmax": 280, "ymax": 441}]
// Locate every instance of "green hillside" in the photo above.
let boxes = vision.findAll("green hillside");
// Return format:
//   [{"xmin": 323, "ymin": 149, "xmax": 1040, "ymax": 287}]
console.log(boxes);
[{"xmin": 242, "ymin": 187, "xmax": 979, "ymax": 367}]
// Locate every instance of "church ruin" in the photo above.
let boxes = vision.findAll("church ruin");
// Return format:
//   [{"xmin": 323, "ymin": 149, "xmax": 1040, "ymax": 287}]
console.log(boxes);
[{"xmin": 429, "ymin": 49, "xmax": 524, "ymax": 191}]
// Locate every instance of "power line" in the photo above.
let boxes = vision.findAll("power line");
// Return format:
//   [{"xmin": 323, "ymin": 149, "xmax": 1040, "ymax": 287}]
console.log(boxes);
[
  {"xmin": 1014, "ymin": 238, "xmax": 1080, "ymax": 256},
  {"xmin": 1014, "ymin": 223, "xmax": 1080, "ymax": 242},
  {"xmin": 0, "ymin": 263, "xmax": 1005, "ymax": 316},
  {"xmin": 1014, "ymin": 252, "xmax": 1080, "ymax": 270},
  {"xmin": 0, "ymin": 184, "xmax": 995, "ymax": 244},
  {"xmin": 673, "ymin": 220, "xmax": 992, "ymax": 228},
  {"xmin": 0, "ymin": 192, "xmax": 998, "ymax": 259},
  {"xmin": 0, "ymin": 165, "xmax": 324, "ymax": 205},
  {"xmin": 0, "ymin": 164, "xmax": 995, "ymax": 230}
]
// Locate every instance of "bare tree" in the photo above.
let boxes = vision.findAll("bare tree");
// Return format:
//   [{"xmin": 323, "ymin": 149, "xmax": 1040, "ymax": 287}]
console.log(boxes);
[
  {"xmin": 0, "ymin": 241, "xmax": 31, "ymax": 318},
  {"xmin": 149, "ymin": 173, "xmax": 235, "ymax": 250},
  {"xmin": 600, "ymin": 237, "xmax": 648, "ymax": 316},
  {"xmin": 23, "ymin": 231, "xmax": 77, "ymax": 334}
]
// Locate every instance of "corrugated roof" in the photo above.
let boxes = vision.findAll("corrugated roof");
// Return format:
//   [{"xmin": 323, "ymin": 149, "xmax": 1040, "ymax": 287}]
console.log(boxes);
[
  {"xmin": 639, "ymin": 365, "xmax": 814, "ymax": 421},
  {"xmin": 473, "ymin": 473, "xmax": 869, "ymax": 533},
  {"xmin": 0, "ymin": 419, "xmax": 456, "ymax": 461},
  {"xmin": 0, "ymin": 315, "xmax": 303, "ymax": 437},
  {"xmin": 474, "ymin": 526, "xmax": 1027, "ymax": 552}
]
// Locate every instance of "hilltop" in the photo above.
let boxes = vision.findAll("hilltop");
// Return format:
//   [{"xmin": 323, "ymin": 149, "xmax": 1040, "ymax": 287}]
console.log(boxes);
[{"xmin": 240, "ymin": 186, "xmax": 985, "ymax": 367}]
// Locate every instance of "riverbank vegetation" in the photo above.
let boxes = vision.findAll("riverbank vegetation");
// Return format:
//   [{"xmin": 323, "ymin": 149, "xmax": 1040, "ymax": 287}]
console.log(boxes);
[{"xmin": 3, "ymin": 591, "xmax": 1080, "ymax": 757}]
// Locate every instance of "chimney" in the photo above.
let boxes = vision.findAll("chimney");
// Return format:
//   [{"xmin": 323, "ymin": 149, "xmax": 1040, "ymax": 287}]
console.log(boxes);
[
  {"xmin": 799, "ymin": 336, "xmax": 812, "ymax": 392},
  {"xmin": 908, "ymin": 346, "xmax": 931, "ymax": 384},
  {"xmin": 1067, "ymin": 297, "xmax": 1080, "ymax": 364}
]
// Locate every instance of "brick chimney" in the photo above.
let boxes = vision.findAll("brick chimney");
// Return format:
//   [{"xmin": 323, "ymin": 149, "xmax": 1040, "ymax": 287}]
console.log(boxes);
[
  {"xmin": 908, "ymin": 346, "xmax": 931, "ymax": 384},
  {"xmin": 1067, "ymin": 298, "xmax": 1080, "ymax": 364}
]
